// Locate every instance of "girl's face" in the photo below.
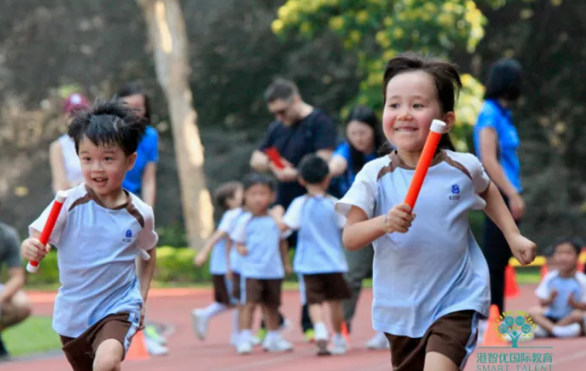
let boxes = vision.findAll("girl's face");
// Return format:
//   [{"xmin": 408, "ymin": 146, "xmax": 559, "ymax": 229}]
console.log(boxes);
[
  {"xmin": 347, "ymin": 120, "xmax": 375, "ymax": 154},
  {"xmin": 226, "ymin": 187, "xmax": 244, "ymax": 209},
  {"xmin": 122, "ymin": 94, "xmax": 146, "ymax": 118},
  {"xmin": 382, "ymin": 70, "xmax": 454, "ymax": 153}
]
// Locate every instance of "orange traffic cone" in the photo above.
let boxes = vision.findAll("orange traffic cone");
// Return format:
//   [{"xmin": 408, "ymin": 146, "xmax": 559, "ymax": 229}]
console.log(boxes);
[
  {"xmin": 480, "ymin": 305, "xmax": 507, "ymax": 346},
  {"xmin": 540, "ymin": 264, "xmax": 548, "ymax": 280},
  {"xmin": 125, "ymin": 330, "xmax": 150, "ymax": 361},
  {"xmin": 504, "ymin": 265, "xmax": 519, "ymax": 298}
]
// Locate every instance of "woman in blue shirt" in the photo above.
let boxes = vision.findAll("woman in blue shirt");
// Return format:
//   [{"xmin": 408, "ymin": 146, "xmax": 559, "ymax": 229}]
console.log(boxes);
[
  {"xmin": 117, "ymin": 82, "xmax": 159, "ymax": 208},
  {"xmin": 473, "ymin": 58, "xmax": 524, "ymax": 314},
  {"xmin": 328, "ymin": 106, "xmax": 388, "ymax": 349}
]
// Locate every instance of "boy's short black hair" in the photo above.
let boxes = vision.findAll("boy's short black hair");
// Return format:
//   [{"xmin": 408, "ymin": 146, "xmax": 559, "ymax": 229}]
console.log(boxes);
[
  {"xmin": 299, "ymin": 154, "xmax": 329, "ymax": 185},
  {"xmin": 549, "ymin": 237, "xmax": 583, "ymax": 256},
  {"xmin": 68, "ymin": 99, "xmax": 147, "ymax": 156},
  {"xmin": 484, "ymin": 58, "xmax": 523, "ymax": 102},
  {"xmin": 214, "ymin": 181, "xmax": 243, "ymax": 210},
  {"xmin": 242, "ymin": 172, "xmax": 276, "ymax": 192}
]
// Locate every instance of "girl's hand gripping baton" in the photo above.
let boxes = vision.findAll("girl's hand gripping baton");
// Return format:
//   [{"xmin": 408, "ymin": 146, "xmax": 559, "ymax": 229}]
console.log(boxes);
[
  {"xmin": 403, "ymin": 120, "xmax": 447, "ymax": 209},
  {"xmin": 26, "ymin": 191, "xmax": 67, "ymax": 273}
]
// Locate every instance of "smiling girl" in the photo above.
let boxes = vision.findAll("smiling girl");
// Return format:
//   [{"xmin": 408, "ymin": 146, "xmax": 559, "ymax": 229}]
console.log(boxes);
[{"xmin": 334, "ymin": 53, "xmax": 536, "ymax": 371}]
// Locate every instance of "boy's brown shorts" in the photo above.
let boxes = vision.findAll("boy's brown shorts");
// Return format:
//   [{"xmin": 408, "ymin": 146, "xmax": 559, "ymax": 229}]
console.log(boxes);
[
  {"xmin": 303, "ymin": 272, "xmax": 352, "ymax": 305},
  {"xmin": 232, "ymin": 272, "xmax": 242, "ymax": 304},
  {"xmin": 384, "ymin": 310, "xmax": 479, "ymax": 371},
  {"xmin": 59, "ymin": 312, "xmax": 138, "ymax": 371},
  {"xmin": 245, "ymin": 278, "xmax": 282, "ymax": 307},
  {"xmin": 212, "ymin": 274, "xmax": 234, "ymax": 306}
]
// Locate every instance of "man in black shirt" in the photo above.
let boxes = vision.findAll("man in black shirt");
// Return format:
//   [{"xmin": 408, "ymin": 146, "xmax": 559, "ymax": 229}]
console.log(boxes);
[{"xmin": 249, "ymin": 78, "xmax": 338, "ymax": 341}]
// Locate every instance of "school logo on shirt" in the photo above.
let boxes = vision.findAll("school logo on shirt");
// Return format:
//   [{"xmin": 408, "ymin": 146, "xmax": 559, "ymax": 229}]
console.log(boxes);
[
  {"xmin": 449, "ymin": 184, "xmax": 461, "ymax": 201},
  {"xmin": 123, "ymin": 229, "xmax": 133, "ymax": 243}
]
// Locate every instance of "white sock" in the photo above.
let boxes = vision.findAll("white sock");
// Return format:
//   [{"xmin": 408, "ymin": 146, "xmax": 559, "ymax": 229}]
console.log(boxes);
[
  {"xmin": 552, "ymin": 323, "xmax": 581, "ymax": 338},
  {"xmin": 201, "ymin": 302, "xmax": 228, "ymax": 318},
  {"xmin": 266, "ymin": 330, "xmax": 280, "ymax": 343},
  {"xmin": 232, "ymin": 309, "xmax": 239, "ymax": 335},
  {"xmin": 239, "ymin": 329, "xmax": 252, "ymax": 343},
  {"xmin": 314, "ymin": 322, "xmax": 328, "ymax": 339}
]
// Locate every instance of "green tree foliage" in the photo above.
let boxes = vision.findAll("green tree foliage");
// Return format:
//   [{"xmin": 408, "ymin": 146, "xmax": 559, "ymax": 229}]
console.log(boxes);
[{"xmin": 271, "ymin": 0, "xmax": 493, "ymax": 150}]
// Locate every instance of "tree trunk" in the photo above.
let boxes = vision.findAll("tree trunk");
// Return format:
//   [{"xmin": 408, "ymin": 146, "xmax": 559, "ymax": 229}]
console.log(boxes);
[{"xmin": 137, "ymin": 0, "xmax": 214, "ymax": 249}]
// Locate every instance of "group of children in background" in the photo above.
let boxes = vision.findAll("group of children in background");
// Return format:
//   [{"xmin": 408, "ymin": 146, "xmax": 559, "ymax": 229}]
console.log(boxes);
[{"xmin": 193, "ymin": 155, "xmax": 351, "ymax": 355}]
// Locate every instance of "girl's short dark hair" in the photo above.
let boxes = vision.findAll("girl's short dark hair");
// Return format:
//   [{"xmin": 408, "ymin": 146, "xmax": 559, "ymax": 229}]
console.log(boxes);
[
  {"xmin": 242, "ymin": 172, "xmax": 276, "ymax": 192},
  {"xmin": 117, "ymin": 81, "xmax": 152, "ymax": 123},
  {"xmin": 484, "ymin": 58, "xmax": 523, "ymax": 102},
  {"xmin": 214, "ymin": 181, "xmax": 243, "ymax": 210},
  {"xmin": 345, "ymin": 106, "xmax": 385, "ymax": 173},
  {"xmin": 68, "ymin": 99, "xmax": 147, "ymax": 156},
  {"xmin": 383, "ymin": 52, "xmax": 462, "ymax": 151}
]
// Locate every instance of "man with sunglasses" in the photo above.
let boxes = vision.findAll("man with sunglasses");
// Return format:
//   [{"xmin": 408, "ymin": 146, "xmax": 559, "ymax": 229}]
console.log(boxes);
[{"xmin": 249, "ymin": 78, "xmax": 338, "ymax": 343}]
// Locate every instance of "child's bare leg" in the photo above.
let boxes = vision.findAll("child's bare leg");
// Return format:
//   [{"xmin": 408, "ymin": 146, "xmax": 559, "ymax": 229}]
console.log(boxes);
[
  {"xmin": 555, "ymin": 310, "xmax": 583, "ymax": 326},
  {"xmin": 93, "ymin": 339, "xmax": 124, "ymax": 371},
  {"xmin": 527, "ymin": 306, "xmax": 556, "ymax": 333},
  {"xmin": 328, "ymin": 301, "xmax": 344, "ymax": 334},
  {"xmin": 308, "ymin": 303, "xmax": 324, "ymax": 324},
  {"xmin": 262, "ymin": 304, "xmax": 280, "ymax": 330},
  {"xmin": 424, "ymin": 352, "xmax": 458, "ymax": 371},
  {"xmin": 241, "ymin": 302, "xmax": 255, "ymax": 330}
]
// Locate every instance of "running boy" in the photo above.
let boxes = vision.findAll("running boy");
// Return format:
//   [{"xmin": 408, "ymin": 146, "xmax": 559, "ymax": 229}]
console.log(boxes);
[
  {"xmin": 528, "ymin": 237, "xmax": 586, "ymax": 338},
  {"xmin": 193, "ymin": 181, "xmax": 243, "ymax": 345},
  {"xmin": 230, "ymin": 173, "xmax": 293, "ymax": 354},
  {"xmin": 335, "ymin": 52, "xmax": 536, "ymax": 371},
  {"xmin": 278, "ymin": 154, "xmax": 351, "ymax": 356},
  {"xmin": 21, "ymin": 100, "xmax": 158, "ymax": 371}
]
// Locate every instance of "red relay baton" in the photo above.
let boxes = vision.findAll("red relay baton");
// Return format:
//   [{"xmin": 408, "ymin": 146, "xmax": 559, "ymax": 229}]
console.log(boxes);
[
  {"xmin": 265, "ymin": 147, "xmax": 285, "ymax": 169},
  {"xmin": 403, "ymin": 120, "xmax": 447, "ymax": 209},
  {"xmin": 26, "ymin": 191, "xmax": 67, "ymax": 273}
]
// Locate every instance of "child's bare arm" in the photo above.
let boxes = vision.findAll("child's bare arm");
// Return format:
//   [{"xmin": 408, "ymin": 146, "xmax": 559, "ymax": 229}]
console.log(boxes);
[
  {"xmin": 136, "ymin": 248, "xmax": 157, "ymax": 328},
  {"xmin": 195, "ymin": 229, "xmax": 228, "ymax": 267},
  {"xmin": 279, "ymin": 239, "xmax": 292, "ymax": 274},
  {"xmin": 342, "ymin": 206, "xmax": 387, "ymax": 251},
  {"xmin": 482, "ymin": 182, "xmax": 536, "ymax": 265}
]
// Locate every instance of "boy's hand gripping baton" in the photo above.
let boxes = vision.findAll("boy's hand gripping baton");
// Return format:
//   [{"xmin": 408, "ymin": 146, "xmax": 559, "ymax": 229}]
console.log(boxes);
[
  {"xmin": 403, "ymin": 120, "xmax": 447, "ymax": 209},
  {"xmin": 26, "ymin": 191, "xmax": 67, "ymax": 273}
]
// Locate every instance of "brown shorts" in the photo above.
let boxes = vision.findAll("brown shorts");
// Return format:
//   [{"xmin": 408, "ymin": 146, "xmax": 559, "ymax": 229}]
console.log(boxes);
[
  {"xmin": 245, "ymin": 278, "xmax": 282, "ymax": 307},
  {"xmin": 385, "ymin": 310, "xmax": 479, "ymax": 371},
  {"xmin": 303, "ymin": 272, "xmax": 352, "ymax": 305},
  {"xmin": 232, "ymin": 273, "xmax": 242, "ymax": 304},
  {"xmin": 212, "ymin": 274, "xmax": 233, "ymax": 306},
  {"xmin": 59, "ymin": 313, "xmax": 138, "ymax": 371}
]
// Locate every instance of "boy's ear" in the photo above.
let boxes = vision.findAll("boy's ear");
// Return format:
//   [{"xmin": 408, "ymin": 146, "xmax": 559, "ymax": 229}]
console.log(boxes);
[
  {"xmin": 126, "ymin": 152, "xmax": 138, "ymax": 171},
  {"xmin": 298, "ymin": 177, "xmax": 306, "ymax": 187},
  {"xmin": 443, "ymin": 112, "xmax": 456, "ymax": 131}
]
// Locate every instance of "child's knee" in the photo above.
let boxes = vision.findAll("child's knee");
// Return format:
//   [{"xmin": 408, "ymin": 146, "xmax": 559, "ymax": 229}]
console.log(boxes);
[
  {"xmin": 570, "ymin": 310, "xmax": 584, "ymax": 322},
  {"xmin": 527, "ymin": 306, "xmax": 542, "ymax": 318},
  {"xmin": 93, "ymin": 339, "xmax": 123, "ymax": 371}
]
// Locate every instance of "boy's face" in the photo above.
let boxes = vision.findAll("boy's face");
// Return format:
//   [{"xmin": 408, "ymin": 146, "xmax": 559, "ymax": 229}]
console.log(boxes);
[
  {"xmin": 244, "ymin": 184, "xmax": 274, "ymax": 215},
  {"xmin": 78, "ymin": 136, "xmax": 137, "ymax": 197},
  {"xmin": 553, "ymin": 242, "xmax": 579, "ymax": 273}
]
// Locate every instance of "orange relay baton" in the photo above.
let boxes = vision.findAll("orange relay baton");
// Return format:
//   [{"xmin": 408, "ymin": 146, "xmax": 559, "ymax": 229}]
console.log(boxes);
[
  {"xmin": 26, "ymin": 191, "xmax": 67, "ymax": 273},
  {"xmin": 403, "ymin": 119, "xmax": 447, "ymax": 209}
]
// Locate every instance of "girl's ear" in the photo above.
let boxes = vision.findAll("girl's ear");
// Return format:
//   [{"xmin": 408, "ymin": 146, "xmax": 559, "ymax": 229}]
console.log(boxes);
[{"xmin": 443, "ymin": 111, "xmax": 456, "ymax": 131}]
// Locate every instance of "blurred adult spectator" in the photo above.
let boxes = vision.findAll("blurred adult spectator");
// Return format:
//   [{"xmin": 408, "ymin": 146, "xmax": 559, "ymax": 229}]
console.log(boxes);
[{"xmin": 0, "ymin": 201, "xmax": 32, "ymax": 359}]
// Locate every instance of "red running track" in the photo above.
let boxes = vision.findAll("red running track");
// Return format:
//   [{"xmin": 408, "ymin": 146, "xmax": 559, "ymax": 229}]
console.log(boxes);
[{"xmin": 3, "ymin": 285, "xmax": 585, "ymax": 371}]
